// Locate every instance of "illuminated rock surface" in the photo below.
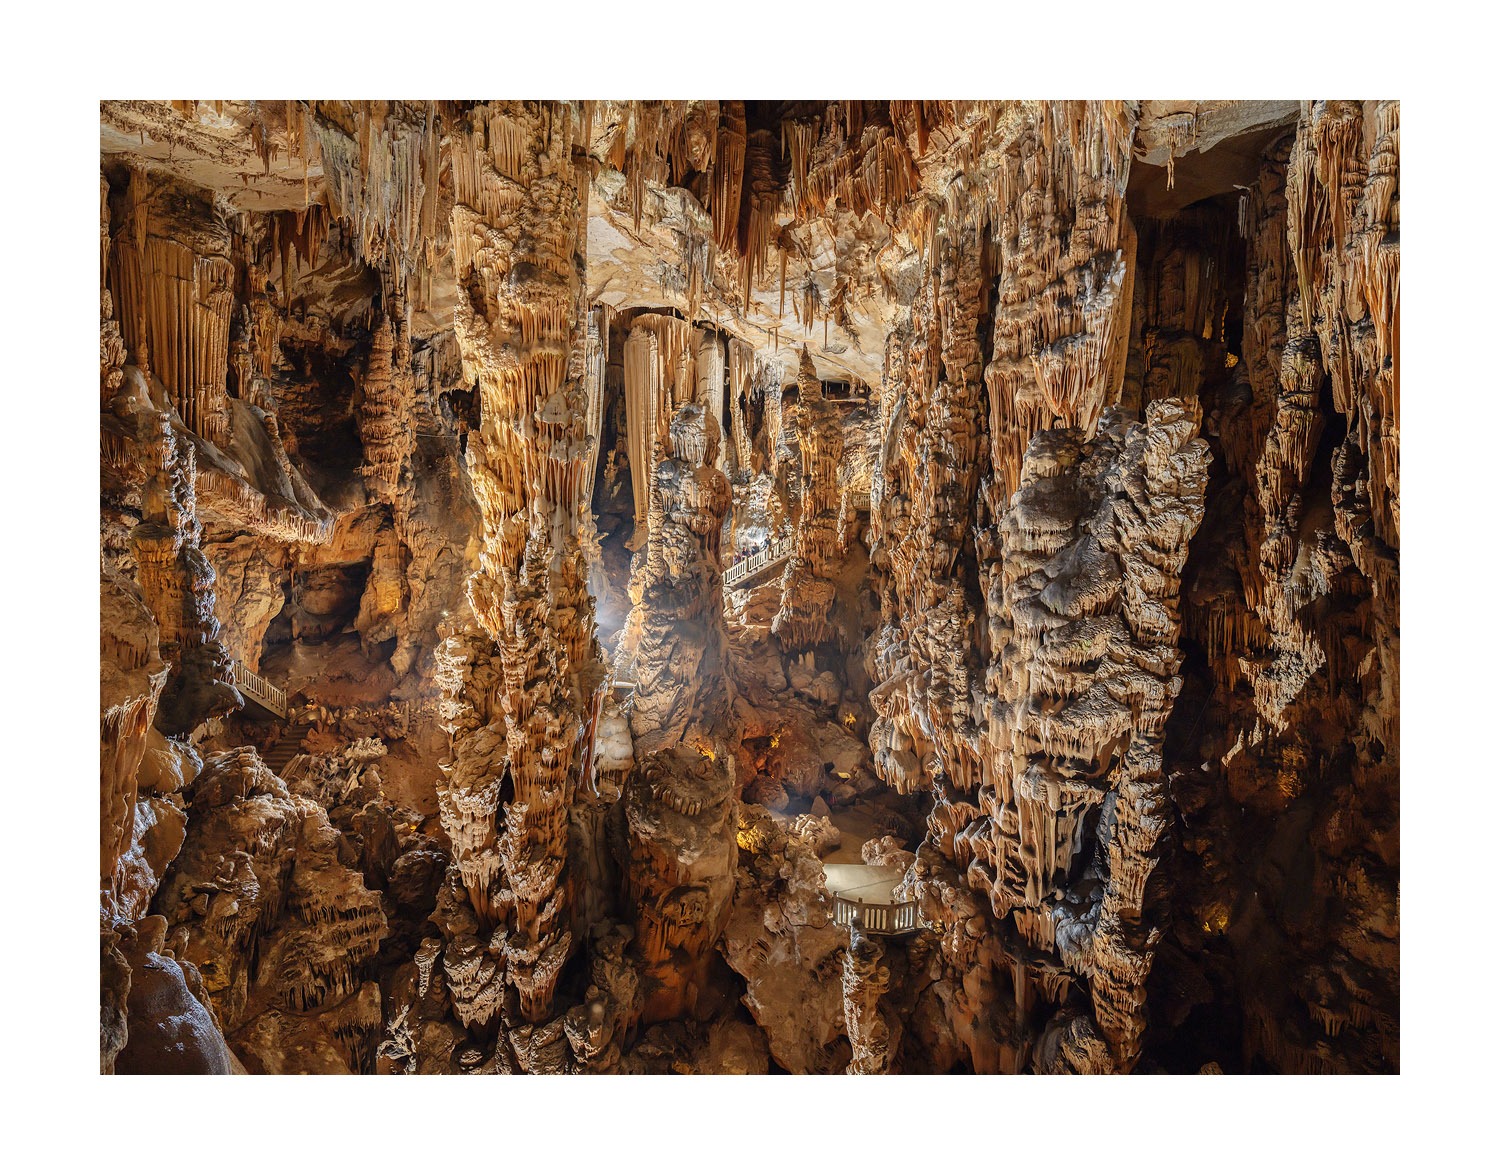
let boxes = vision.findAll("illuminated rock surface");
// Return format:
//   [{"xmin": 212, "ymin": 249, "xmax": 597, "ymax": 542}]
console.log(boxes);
[{"xmin": 99, "ymin": 99, "xmax": 1397, "ymax": 1074}]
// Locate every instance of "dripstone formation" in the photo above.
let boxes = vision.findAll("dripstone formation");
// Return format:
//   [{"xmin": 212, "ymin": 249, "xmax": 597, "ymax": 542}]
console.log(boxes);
[{"xmin": 99, "ymin": 99, "xmax": 1398, "ymax": 1074}]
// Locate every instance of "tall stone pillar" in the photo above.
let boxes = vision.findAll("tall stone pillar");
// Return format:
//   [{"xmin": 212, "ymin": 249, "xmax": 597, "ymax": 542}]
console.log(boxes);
[
  {"xmin": 437, "ymin": 102, "xmax": 606, "ymax": 1049},
  {"xmin": 772, "ymin": 349, "xmax": 843, "ymax": 651},
  {"xmin": 622, "ymin": 403, "xmax": 737, "ymax": 1022}
]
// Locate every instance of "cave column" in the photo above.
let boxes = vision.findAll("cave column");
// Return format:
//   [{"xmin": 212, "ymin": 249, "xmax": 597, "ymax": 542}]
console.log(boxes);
[
  {"xmin": 622, "ymin": 403, "xmax": 737, "ymax": 1023},
  {"xmin": 442, "ymin": 100, "xmax": 605, "ymax": 1039},
  {"xmin": 771, "ymin": 348, "xmax": 843, "ymax": 651},
  {"xmin": 623, "ymin": 324, "xmax": 659, "ymax": 548},
  {"xmin": 726, "ymin": 337, "xmax": 754, "ymax": 475},
  {"xmin": 695, "ymin": 330, "xmax": 727, "ymax": 473}
]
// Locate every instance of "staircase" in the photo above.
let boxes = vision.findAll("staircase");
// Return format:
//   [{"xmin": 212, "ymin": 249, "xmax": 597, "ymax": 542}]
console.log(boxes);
[
  {"xmin": 263, "ymin": 718, "xmax": 315, "ymax": 775},
  {"xmin": 230, "ymin": 659, "xmax": 287, "ymax": 719}
]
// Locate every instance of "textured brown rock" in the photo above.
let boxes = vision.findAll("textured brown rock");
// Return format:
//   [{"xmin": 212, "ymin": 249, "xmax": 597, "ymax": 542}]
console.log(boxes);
[
  {"xmin": 98, "ymin": 98, "xmax": 1397, "ymax": 1076},
  {"xmin": 720, "ymin": 806, "xmax": 849, "ymax": 1072},
  {"xmin": 113, "ymin": 917, "xmax": 236, "ymax": 1075},
  {"xmin": 435, "ymin": 101, "xmax": 606, "ymax": 1050},
  {"xmin": 623, "ymin": 403, "xmax": 739, "ymax": 1022},
  {"xmin": 773, "ymin": 349, "xmax": 846, "ymax": 651}
]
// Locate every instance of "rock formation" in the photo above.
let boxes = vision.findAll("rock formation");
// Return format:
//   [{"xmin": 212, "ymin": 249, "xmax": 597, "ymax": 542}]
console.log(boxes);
[
  {"xmin": 624, "ymin": 403, "xmax": 739, "ymax": 1021},
  {"xmin": 98, "ymin": 98, "xmax": 1398, "ymax": 1076},
  {"xmin": 435, "ymin": 101, "xmax": 605, "ymax": 1064}
]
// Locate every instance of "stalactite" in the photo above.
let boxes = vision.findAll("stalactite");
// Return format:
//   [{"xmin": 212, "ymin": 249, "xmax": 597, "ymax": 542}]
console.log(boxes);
[{"xmin": 982, "ymin": 102, "xmax": 1137, "ymax": 504}]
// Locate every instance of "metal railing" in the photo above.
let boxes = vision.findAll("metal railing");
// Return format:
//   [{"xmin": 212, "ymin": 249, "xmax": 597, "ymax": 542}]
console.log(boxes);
[
  {"xmin": 832, "ymin": 894, "xmax": 921, "ymax": 936},
  {"xmin": 724, "ymin": 535, "xmax": 796, "ymax": 589},
  {"xmin": 230, "ymin": 659, "xmax": 287, "ymax": 719}
]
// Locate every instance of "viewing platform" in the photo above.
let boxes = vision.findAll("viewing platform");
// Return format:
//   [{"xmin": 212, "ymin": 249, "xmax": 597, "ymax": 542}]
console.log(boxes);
[{"xmin": 822, "ymin": 863, "xmax": 921, "ymax": 937}]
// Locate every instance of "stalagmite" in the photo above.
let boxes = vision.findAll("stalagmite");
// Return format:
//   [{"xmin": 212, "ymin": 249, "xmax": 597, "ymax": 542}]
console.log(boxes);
[{"xmin": 357, "ymin": 289, "xmax": 417, "ymax": 505}]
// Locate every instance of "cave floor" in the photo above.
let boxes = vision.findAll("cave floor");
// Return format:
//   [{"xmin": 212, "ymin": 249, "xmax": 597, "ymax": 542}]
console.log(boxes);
[{"xmin": 822, "ymin": 807, "xmax": 884, "ymax": 864}]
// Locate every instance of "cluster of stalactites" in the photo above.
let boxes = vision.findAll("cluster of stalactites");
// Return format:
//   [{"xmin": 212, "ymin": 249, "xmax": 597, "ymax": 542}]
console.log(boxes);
[
  {"xmin": 621, "ymin": 312, "xmax": 700, "ymax": 540},
  {"xmin": 109, "ymin": 169, "xmax": 236, "ymax": 450},
  {"xmin": 1285, "ymin": 100, "xmax": 1399, "ymax": 559},
  {"xmin": 983, "ymin": 103, "xmax": 1138, "ymax": 505},
  {"xmin": 586, "ymin": 102, "xmax": 1137, "ymax": 325},
  {"xmin": 311, "ymin": 101, "xmax": 444, "ymax": 286}
]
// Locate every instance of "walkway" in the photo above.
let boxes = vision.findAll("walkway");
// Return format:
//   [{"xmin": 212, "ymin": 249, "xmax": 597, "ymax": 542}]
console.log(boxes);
[{"xmin": 724, "ymin": 535, "xmax": 795, "ymax": 590}]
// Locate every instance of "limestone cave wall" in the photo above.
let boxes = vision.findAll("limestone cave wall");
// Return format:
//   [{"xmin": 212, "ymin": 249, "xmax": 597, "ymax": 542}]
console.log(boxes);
[{"xmin": 99, "ymin": 98, "xmax": 1397, "ymax": 1074}]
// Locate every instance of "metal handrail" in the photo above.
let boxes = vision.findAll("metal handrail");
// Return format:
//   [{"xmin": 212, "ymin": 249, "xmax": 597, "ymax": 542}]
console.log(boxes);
[
  {"xmin": 831, "ymin": 894, "xmax": 921, "ymax": 937},
  {"xmin": 230, "ymin": 659, "xmax": 287, "ymax": 719},
  {"xmin": 724, "ymin": 535, "xmax": 796, "ymax": 588}
]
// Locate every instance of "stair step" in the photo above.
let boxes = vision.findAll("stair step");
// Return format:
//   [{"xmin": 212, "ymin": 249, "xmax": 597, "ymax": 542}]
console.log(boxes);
[{"xmin": 263, "ymin": 721, "xmax": 316, "ymax": 772}]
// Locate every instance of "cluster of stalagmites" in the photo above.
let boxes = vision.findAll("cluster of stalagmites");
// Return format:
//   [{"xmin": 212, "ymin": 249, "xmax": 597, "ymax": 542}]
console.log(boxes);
[
  {"xmin": 100, "ymin": 98, "xmax": 1396, "ymax": 1074},
  {"xmin": 153, "ymin": 749, "xmax": 390, "ymax": 1071},
  {"xmin": 98, "ymin": 117, "xmax": 464, "ymax": 1073}
]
